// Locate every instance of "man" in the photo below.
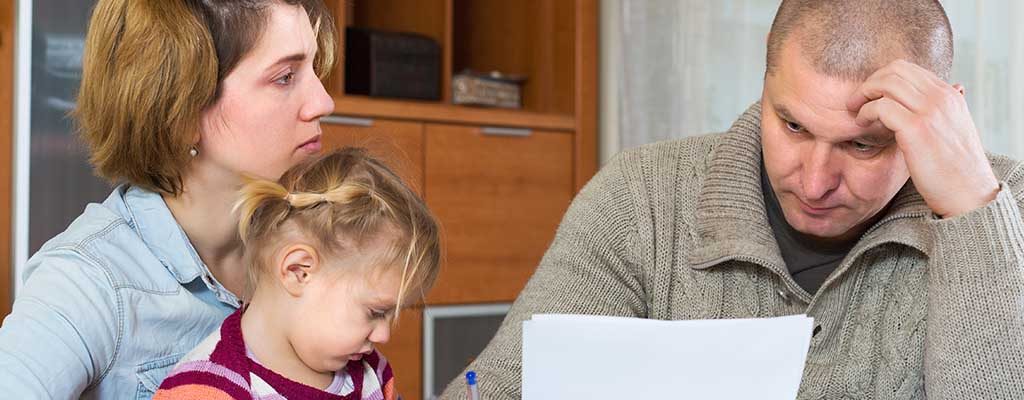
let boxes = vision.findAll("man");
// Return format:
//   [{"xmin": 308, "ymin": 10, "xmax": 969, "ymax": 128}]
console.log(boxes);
[{"xmin": 441, "ymin": 0, "xmax": 1024, "ymax": 398}]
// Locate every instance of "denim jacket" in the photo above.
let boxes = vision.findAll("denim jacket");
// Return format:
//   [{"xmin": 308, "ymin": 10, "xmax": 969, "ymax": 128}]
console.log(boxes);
[{"xmin": 0, "ymin": 185, "xmax": 239, "ymax": 399}]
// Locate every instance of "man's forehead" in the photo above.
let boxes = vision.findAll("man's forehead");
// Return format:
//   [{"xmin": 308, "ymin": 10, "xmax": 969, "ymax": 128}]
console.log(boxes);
[{"xmin": 765, "ymin": 51, "xmax": 863, "ymax": 109}]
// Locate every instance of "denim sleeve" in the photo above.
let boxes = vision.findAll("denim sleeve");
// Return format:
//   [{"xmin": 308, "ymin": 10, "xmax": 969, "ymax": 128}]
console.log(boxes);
[{"xmin": 0, "ymin": 250, "xmax": 121, "ymax": 398}]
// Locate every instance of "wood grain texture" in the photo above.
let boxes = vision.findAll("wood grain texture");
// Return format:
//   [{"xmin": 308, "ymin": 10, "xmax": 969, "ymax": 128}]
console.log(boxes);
[
  {"xmin": 424, "ymin": 124, "xmax": 574, "ymax": 304},
  {"xmin": 332, "ymin": 95, "xmax": 575, "ymax": 131},
  {"xmin": 321, "ymin": 0, "xmax": 349, "ymax": 96},
  {"xmin": 574, "ymin": 0, "xmax": 599, "ymax": 191},
  {"xmin": 0, "ymin": 0, "xmax": 14, "ymax": 317},
  {"xmin": 452, "ymin": 0, "xmax": 576, "ymax": 115},
  {"xmin": 320, "ymin": 118, "xmax": 425, "ymax": 195}
]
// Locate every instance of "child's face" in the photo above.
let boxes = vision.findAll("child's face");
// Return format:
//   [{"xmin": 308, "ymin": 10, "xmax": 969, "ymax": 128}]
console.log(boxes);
[{"xmin": 289, "ymin": 244, "xmax": 403, "ymax": 373}]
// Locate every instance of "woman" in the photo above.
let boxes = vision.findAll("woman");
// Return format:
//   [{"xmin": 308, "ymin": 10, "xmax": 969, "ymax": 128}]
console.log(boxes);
[{"xmin": 0, "ymin": 0, "xmax": 336, "ymax": 398}]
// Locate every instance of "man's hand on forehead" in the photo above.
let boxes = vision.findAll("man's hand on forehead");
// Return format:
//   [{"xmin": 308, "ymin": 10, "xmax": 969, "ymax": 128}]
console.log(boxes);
[{"xmin": 845, "ymin": 59, "xmax": 999, "ymax": 218}]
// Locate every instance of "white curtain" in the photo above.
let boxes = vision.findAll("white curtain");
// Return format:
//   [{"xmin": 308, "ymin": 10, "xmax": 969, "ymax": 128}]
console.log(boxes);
[{"xmin": 606, "ymin": 0, "xmax": 1024, "ymax": 160}]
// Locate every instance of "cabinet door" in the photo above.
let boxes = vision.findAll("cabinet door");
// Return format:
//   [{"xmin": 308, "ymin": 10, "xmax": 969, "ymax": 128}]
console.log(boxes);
[
  {"xmin": 425, "ymin": 124, "xmax": 574, "ymax": 304},
  {"xmin": 320, "ymin": 116, "xmax": 424, "ymax": 194}
]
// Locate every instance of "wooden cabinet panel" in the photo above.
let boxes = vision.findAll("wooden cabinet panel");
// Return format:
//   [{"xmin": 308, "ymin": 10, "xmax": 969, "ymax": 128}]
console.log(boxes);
[
  {"xmin": 453, "ymin": 0, "xmax": 576, "ymax": 115},
  {"xmin": 0, "ymin": 0, "xmax": 12, "ymax": 317},
  {"xmin": 377, "ymin": 308, "xmax": 423, "ymax": 400},
  {"xmin": 424, "ymin": 124, "xmax": 574, "ymax": 304},
  {"xmin": 320, "ymin": 117, "xmax": 424, "ymax": 194}
]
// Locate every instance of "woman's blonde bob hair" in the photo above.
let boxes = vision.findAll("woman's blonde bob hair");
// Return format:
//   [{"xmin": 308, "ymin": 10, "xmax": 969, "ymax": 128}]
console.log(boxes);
[
  {"xmin": 75, "ymin": 0, "xmax": 337, "ymax": 195},
  {"xmin": 234, "ymin": 148, "xmax": 441, "ymax": 313}
]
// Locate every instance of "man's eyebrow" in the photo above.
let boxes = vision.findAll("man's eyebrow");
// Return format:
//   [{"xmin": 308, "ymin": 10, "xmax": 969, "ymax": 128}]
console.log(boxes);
[
  {"xmin": 774, "ymin": 104, "xmax": 798, "ymax": 123},
  {"xmin": 851, "ymin": 131, "xmax": 896, "ymax": 145}
]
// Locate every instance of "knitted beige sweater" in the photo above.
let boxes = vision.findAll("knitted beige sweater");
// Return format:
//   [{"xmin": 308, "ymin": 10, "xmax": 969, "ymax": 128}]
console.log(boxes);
[{"xmin": 440, "ymin": 104, "xmax": 1024, "ymax": 400}]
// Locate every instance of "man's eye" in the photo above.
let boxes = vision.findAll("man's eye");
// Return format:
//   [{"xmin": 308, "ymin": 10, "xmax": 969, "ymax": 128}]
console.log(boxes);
[
  {"xmin": 785, "ymin": 121, "xmax": 804, "ymax": 133},
  {"xmin": 849, "ymin": 141, "xmax": 883, "ymax": 157},
  {"xmin": 852, "ymin": 141, "xmax": 874, "ymax": 152}
]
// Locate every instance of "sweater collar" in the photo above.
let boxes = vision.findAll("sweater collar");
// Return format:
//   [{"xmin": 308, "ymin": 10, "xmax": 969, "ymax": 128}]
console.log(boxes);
[
  {"xmin": 210, "ymin": 309, "xmax": 366, "ymax": 400},
  {"xmin": 687, "ymin": 102, "xmax": 934, "ymax": 276}
]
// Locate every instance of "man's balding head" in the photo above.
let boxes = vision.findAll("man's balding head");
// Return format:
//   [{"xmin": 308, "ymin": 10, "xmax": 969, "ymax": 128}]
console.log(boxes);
[{"xmin": 766, "ymin": 0, "xmax": 953, "ymax": 81}]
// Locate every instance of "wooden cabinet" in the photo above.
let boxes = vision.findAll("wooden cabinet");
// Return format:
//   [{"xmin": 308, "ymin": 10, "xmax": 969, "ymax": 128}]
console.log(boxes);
[
  {"xmin": 424, "ymin": 124, "xmax": 573, "ymax": 304},
  {"xmin": 320, "ymin": 2, "xmax": 597, "ymax": 399}
]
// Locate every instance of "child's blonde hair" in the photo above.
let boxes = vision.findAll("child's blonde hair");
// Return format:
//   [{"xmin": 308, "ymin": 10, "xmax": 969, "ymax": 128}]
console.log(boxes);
[{"xmin": 234, "ymin": 148, "xmax": 440, "ymax": 313}]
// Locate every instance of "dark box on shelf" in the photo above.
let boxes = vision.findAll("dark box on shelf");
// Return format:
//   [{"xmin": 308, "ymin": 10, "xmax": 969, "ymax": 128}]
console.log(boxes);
[{"xmin": 345, "ymin": 27, "xmax": 441, "ymax": 101}]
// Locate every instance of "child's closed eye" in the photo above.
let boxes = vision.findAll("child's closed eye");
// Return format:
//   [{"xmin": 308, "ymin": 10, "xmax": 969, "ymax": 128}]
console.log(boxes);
[{"xmin": 368, "ymin": 309, "xmax": 389, "ymax": 320}]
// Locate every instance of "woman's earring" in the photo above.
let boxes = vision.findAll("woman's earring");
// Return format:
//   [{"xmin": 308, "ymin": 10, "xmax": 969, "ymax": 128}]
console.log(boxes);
[{"xmin": 189, "ymin": 146, "xmax": 199, "ymax": 157}]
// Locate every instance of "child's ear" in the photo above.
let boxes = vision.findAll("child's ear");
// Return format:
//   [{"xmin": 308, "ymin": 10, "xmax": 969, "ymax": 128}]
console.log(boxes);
[{"xmin": 276, "ymin": 244, "xmax": 321, "ymax": 297}]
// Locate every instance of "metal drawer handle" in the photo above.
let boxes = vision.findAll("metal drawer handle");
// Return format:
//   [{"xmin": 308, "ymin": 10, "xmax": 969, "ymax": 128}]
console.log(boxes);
[
  {"xmin": 321, "ymin": 115, "xmax": 374, "ymax": 127},
  {"xmin": 481, "ymin": 127, "xmax": 532, "ymax": 137}
]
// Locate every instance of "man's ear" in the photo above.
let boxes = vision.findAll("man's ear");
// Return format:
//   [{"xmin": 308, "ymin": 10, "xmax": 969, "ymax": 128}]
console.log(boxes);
[{"xmin": 275, "ymin": 244, "xmax": 321, "ymax": 297}]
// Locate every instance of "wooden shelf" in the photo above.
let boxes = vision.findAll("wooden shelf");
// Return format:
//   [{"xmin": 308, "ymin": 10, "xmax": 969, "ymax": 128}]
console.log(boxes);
[{"xmin": 331, "ymin": 95, "xmax": 575, "ymax": 131}]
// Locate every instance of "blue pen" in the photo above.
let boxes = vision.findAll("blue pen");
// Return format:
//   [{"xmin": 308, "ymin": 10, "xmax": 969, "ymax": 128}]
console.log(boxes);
[{"xmin": 466, "ymin": 371, "xmax": 480, "ymax": 400}]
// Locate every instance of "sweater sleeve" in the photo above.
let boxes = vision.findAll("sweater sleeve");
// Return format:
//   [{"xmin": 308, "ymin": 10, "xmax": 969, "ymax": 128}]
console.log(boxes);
[
  {"xmin": 924, "ymin": 176, "xmax": 1024, "ymax": 398},
  {"xmin": 437, "ymin": 155, "xmax": 647, "ymax": 400}
]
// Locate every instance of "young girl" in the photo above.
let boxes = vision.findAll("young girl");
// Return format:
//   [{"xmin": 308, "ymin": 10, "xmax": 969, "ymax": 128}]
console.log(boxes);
[{"xmin": 155, "ymin": 148, "xmax": 441, "ymax": 399}]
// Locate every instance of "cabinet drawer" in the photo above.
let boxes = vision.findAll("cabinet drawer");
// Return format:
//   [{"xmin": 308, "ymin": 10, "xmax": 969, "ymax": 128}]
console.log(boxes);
[{"xmin": 424, "ymin": 124, "xmax": 573, "ymax": 304}]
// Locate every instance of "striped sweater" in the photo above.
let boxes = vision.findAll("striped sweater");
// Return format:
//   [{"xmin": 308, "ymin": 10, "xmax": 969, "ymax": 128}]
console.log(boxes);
[{"xmin": 155, "ymin": 309, "xmax": 395, "ymax": 400}]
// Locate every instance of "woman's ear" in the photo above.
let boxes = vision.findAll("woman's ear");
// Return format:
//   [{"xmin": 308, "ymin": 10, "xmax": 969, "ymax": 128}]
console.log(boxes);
[{"xmin": 275, "ymin": 244, "xmax": 321, "ymax": 297}]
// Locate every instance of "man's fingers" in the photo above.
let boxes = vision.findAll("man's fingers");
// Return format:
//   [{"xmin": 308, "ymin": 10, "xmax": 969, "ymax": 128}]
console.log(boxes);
[
  {"xmin": 846, "ymin": 59, "xmax": 945, "ymax": 113},
  {"xmin": 854, "ymin": 97, "xmax": 916, "ymax": 136},
  {"xmin": 847, "ymin": 72, "xmax": 927, "ymax": 116}
]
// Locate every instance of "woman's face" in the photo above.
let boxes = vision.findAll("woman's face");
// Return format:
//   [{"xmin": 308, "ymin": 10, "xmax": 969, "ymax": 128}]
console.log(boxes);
[{"xmin": 196, "ymin": 3, "xmax": 334, "ymax": 182}]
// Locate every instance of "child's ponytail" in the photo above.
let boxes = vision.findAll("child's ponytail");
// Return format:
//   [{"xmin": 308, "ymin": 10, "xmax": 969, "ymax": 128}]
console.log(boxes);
[
  {"xmin": 236, "ymin": 148, "xmax": 441, "ymax": 310},
  {"xmin": 234, "ymin": 178, "xmax": 291, "ymax": 246}
]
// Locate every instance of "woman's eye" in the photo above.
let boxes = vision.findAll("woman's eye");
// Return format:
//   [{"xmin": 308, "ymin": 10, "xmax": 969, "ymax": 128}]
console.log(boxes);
[
  {"xmin": 275, "ymin": 71, "xmax": 295, "ymax": 85},
  {"xmin": 785, "ymin": 121, "xmax": 804, "ymax": 133}
]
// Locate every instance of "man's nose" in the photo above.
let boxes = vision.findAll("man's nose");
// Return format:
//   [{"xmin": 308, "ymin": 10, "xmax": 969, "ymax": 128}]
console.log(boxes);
[{"xmin": 801, "ymin": 143, "xmax": 840, "ymax": 201}]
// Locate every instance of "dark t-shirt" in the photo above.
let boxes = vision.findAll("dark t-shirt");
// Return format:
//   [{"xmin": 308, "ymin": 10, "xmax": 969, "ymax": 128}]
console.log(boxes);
[{"xmin": 761, "ymin": 168, "xmax": 856, "ymax": 294}]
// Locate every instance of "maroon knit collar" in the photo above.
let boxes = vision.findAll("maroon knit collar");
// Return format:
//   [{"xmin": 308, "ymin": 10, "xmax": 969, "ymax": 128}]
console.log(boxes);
[{"xmin": 209, "ymin": 309, "xmax": 366, "ymax": 400}]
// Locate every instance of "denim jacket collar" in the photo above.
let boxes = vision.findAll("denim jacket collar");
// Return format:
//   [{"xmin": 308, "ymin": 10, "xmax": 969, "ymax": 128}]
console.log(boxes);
[{"xmin": 104, "ymin": 185, "xmax": 209, "ymax": 285}]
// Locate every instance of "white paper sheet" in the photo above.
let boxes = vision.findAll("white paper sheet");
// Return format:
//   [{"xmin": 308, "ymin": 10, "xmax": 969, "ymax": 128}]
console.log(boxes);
[{"xmin": 522, "ymin": 314, "xmax": 814, "ymax": 400}]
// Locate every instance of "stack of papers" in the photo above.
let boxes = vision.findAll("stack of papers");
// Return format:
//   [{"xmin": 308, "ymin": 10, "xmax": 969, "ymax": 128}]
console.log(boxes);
[{"xmin": 522, "ymin": 314, "xmax": 814, "ymax": 400}]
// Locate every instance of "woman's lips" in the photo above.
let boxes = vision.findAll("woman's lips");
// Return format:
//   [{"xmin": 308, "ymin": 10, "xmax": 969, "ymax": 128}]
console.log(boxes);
[{"xmin": 298, "ymin": 135, "xmax": 322, "ymax": 153}]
